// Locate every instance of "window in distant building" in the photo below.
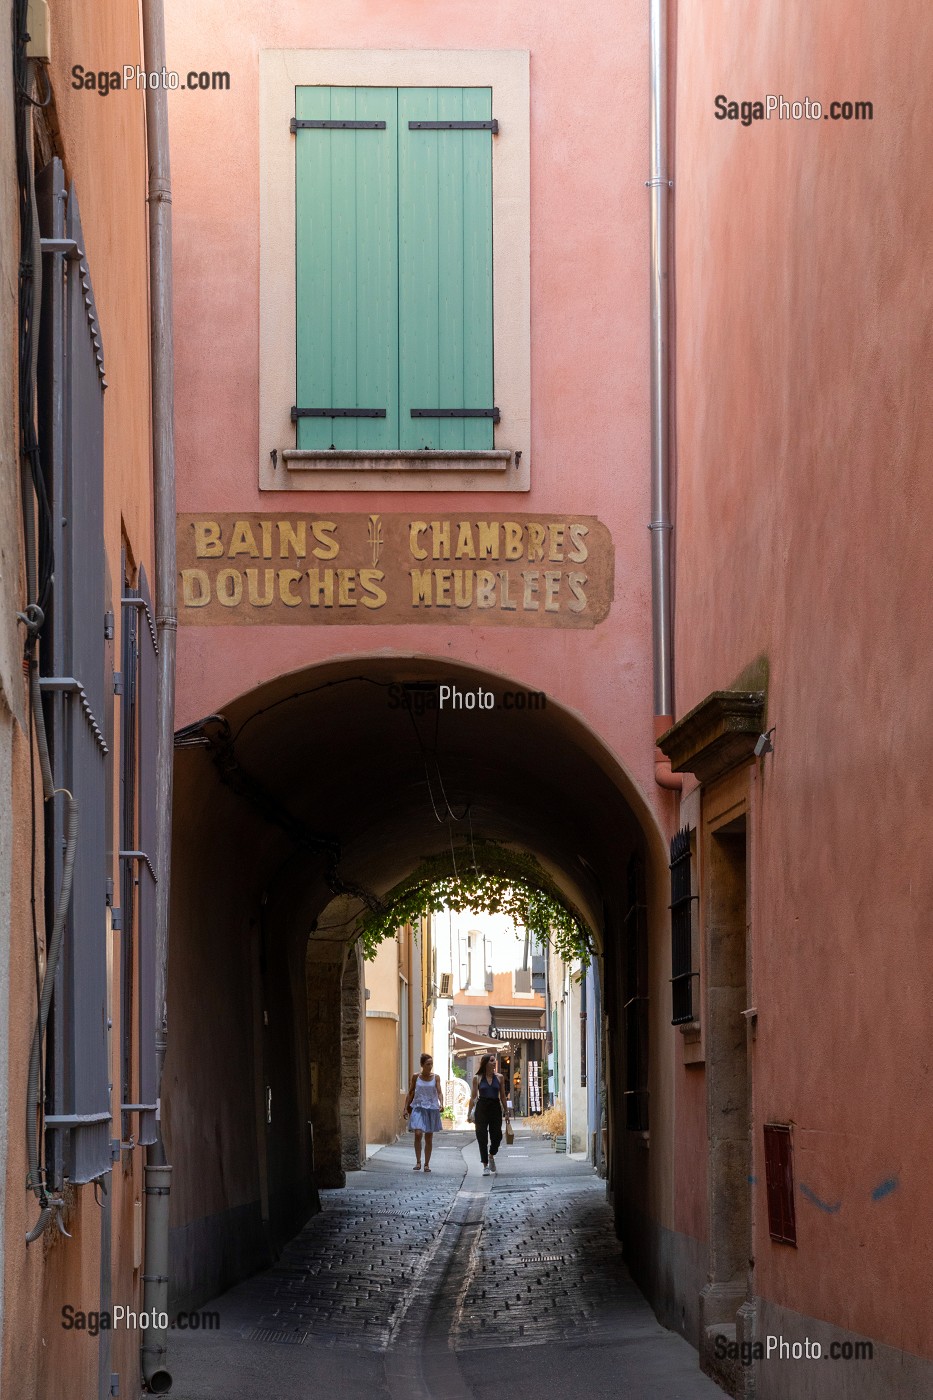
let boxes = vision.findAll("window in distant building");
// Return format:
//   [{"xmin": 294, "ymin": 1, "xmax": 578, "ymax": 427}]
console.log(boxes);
[{"xmin": 399, "ymin": 974, "xmax": 409, "ymax": 1091}]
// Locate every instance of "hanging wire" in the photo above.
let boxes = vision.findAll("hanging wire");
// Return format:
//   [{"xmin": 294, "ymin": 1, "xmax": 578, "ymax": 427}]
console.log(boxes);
[{"xmin": 404, "ymin": 697, "xmax": 471, "ymax": 824}]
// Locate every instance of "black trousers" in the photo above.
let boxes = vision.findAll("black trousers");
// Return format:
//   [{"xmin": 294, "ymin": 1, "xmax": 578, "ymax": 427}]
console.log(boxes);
[{"xmin": 474, "ymin": 1098, "xmax": 503, "ymax": 1163}]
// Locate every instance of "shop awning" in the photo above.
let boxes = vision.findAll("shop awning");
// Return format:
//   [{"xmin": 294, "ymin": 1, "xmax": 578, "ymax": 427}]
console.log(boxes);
[{"xmin": 490, "ymin": 1028, "xmax": 548, "ymax": 1040}]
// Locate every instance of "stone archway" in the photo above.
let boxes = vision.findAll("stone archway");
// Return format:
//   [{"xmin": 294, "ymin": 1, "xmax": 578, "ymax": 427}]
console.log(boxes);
[{"xmin": 166, "ymin": 653, "xmax": 672, "ymax": 1313}]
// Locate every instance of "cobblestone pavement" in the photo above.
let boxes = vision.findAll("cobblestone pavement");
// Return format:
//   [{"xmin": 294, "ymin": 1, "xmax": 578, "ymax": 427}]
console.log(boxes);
[
  {"xmin": 237, "ymin": 1179, "xmax": 458, "ymax": 1349},
  {"xmin": 170, "ymin": 1126, "xmax": 724, "ymax": 1399},
  {"xmin": 455, "ymin": 1173, "xmax": 654, "ymax": 1348}
]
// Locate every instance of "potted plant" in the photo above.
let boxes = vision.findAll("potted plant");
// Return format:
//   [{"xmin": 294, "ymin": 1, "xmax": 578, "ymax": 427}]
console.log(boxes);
[{"xmin": 441, "ymin": 1107, "xmax": 455, "ymax": 1131}]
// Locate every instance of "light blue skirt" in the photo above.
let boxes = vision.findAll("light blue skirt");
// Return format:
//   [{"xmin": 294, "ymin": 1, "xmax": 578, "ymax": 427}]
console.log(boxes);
[{"xmin": 409, "ymin": 1106, "xmax": 443, "ymax": 1134}]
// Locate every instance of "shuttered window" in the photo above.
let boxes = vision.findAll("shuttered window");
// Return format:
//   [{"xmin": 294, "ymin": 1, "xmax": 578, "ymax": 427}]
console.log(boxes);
[
  {"xmin": 37, "ymin": 160, "xmax": 112, "ymax": 1185},
  {"xmin": 295, "ymin": 86, "xmax": 495, "ymax": 451}
]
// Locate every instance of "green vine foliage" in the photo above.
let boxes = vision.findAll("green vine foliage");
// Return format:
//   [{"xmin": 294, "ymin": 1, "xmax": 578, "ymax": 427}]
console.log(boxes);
[{"xmin": 359, "ymin": 841, "xmax": 593, "ymax": 966}]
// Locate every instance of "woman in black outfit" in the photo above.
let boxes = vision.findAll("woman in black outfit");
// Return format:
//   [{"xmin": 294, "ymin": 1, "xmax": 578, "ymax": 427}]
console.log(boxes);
[{"xmin": 468, "ymin": 1054, "xmax": 510, "ymax": 1176}]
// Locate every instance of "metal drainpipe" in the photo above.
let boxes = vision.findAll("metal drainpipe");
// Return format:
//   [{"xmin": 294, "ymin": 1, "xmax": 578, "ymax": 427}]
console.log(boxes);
[
  {"xmin": 140, "ymin": 0, "xmax": 176, "ymax": 1389},
  {"xmin": 648, "ymin": 0, "xmax": 683, "ymax": 791}
]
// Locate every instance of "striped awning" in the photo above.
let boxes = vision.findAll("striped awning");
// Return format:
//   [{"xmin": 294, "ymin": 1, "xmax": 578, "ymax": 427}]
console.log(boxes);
[{"xmin": 490, "ymin": 1028, "xmax": 548, "ymax": 1040}]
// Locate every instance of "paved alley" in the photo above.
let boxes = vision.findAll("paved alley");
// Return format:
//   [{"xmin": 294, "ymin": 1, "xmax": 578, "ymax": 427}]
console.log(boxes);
[{"xmin": 170, "ymin": 1126, "xmax": 723, "ymax": 1399}]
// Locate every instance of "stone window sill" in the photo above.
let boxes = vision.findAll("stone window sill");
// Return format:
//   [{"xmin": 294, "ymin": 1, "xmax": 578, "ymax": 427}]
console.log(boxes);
[
  {"xmin": 283, "ymin": 449, "xmax": 513, "ymax": 472},
  {"xmin": 269, "ymin": 448, "xmax": 524, "ymax": 493},
  {"xmin": 679, "ymin": 1018, "xmax": 705, "ymax": 1065}
]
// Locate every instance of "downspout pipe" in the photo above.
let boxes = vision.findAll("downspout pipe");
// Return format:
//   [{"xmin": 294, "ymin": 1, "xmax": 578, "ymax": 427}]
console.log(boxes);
[
  {"xmin": 140, "ymin": 0, "xmax": 176, "ymax": 1390},
  {"xmin": 648, "ymin": 0, "xmax": 683, "ymax": 791}
]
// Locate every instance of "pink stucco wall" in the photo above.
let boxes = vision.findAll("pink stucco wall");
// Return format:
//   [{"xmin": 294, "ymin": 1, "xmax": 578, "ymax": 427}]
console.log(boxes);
[
  {"xmin": 165, "ymin": 0, "xmax": 664, "ymax": 818},
  {"xmin": 674, "ymin": 0, "xmax": 933, "ymax": 1359}
]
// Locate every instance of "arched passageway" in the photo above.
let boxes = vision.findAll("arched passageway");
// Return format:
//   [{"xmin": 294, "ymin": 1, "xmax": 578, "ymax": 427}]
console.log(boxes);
[{"xmin": 163, "ymin": 655, "xmax": 673, "ymax": 1319}]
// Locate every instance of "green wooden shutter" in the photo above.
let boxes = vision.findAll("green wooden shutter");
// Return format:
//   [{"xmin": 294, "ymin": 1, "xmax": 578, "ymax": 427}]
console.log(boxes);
[
  {"xmin": 398, "ymin": 88, "xmax": 495, "ymax": 450},
  {"xmin": 295, "ymin": 87, "xmax": 398, "ymax": 449}
]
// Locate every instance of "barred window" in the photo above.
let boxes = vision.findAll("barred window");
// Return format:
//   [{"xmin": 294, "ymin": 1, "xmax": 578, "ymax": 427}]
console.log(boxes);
[{"xmin": 670, "ymin": 827, "xmax": 698, "ymax": 1025}]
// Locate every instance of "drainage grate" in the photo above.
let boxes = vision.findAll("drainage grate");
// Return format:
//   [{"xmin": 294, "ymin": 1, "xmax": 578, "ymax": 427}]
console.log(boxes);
[
  {"xmin": 489, "ymin": 1181, "xmax": 548, "ymax": 1193},
  {"xmin": 516, "ymin": 1253, "xmax": 566, "ymax": 1264},
  {"xmin": 242, "ymin": 1328, "xmax": 309, "ymax": 1345}
]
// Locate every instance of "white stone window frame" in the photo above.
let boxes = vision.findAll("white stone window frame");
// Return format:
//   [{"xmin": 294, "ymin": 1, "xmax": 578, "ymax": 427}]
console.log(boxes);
[{"xmin": 259, "ymin": 48, "xmax": 531, "ymax": 493}]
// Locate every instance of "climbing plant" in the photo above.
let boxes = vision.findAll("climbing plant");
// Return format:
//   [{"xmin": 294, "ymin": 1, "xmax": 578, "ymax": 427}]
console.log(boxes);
[{"xmin": 358, "ymin": 840, "xmax": 593, "ymax": 965}]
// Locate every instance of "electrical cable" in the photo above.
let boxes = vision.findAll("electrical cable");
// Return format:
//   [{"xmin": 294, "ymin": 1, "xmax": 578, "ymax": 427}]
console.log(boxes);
[{"xmin": 229, "ymin": 675, "xmax": 392, "ymax": 746}]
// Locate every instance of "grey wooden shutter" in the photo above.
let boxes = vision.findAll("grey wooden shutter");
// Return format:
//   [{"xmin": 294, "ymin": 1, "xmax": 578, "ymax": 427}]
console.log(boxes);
[
  {"xmin": 119, "ymin": 570, "xmax": 138, "ymax": 1145},
  {"xmin": 135, "ymin": 567, "xmax": 159, "ymax": 1146},
  {"xmin": 38, "ymin": 163, "xmax": 112, "ymax": 1184}
]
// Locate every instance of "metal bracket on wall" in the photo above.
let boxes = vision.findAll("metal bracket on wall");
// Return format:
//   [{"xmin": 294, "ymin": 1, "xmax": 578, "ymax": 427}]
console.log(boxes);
[
  {"xmin": 38, "ymin": 676, "xmax": 109, "ymax": 754},
  {"xmin": 39, "ymin": 236, "xmax": 80, "ymax": 258},
  {"xmin": 119, "ymin": 848, "xmax": 157, "ymax": 880}
]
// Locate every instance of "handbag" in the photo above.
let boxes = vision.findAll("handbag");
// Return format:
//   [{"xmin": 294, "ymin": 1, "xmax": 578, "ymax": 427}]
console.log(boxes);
[{"xmin": 505, "ymin": 1118, "xmax": 514, "ymax": 1146}]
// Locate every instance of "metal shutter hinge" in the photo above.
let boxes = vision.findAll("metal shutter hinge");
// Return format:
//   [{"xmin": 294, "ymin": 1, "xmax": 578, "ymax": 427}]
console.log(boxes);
[
  {"xmin": 409, "ymin": 120, "xmax": 499, "ymax": 132},
  {"xmin": 291, "ymin": 407, "xmax": 386, "ymax": 420},
  {"xmin": 290, "ymin": 118, "xmax": 386, "ymax": 131},
  {"xmin": 104, "ymin": 610, "xmax": 114, "ymax": 640},
  {"xmin": 113, "ymin": 671, "xmax": 123, "ymax": 695},
  {"xmin": 411, "ymin": 408, "xmax": 500, "ymax": 422}
]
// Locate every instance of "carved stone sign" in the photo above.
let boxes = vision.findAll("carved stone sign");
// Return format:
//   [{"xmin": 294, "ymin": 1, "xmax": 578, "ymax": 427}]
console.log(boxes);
[{"xmin": 176, "ymin": 513, "xmax": 613, "ymax": 627}]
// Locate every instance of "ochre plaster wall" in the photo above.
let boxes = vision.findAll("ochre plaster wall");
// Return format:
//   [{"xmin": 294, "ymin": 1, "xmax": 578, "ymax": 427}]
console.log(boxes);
[
  {"xmin": 365, "ymin": 1018, "xmax": 404, "ymax": 1146},
  {"xmin": 3, "ymin": 2, "xmax": 155, "ymax": 1396}
]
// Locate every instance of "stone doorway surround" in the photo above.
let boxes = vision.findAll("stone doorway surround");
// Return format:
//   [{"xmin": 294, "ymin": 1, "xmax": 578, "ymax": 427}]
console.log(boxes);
[{"xmin": 657, "ymin": 690, "xmax": 765, "ymax": 1397}]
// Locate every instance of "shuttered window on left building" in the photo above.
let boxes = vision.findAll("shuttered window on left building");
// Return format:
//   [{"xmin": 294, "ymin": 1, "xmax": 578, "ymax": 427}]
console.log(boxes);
[{"xmin": 37, "ymin": 159, "xmax": 113, "ymax": 1186}]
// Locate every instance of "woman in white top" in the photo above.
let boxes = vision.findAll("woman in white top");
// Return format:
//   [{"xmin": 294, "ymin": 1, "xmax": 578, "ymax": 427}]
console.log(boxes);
[{"xmin": 404, "ymin": 1053, "xmax": 444, "ymax": 1172}]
